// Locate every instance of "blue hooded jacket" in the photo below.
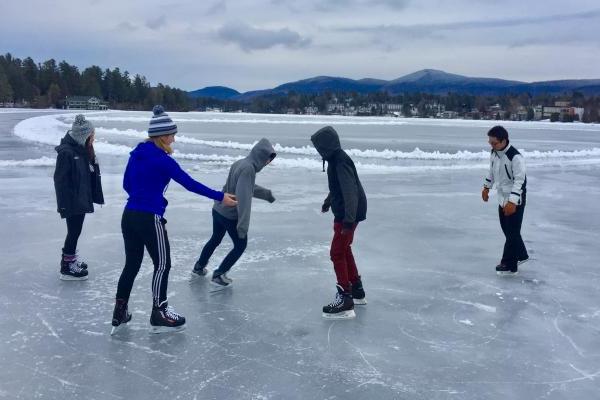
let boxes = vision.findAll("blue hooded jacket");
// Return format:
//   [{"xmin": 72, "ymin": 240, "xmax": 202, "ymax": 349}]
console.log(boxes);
[{"xmin": 123, "ymin": 141, "xmax": 224, "ymax": 216}]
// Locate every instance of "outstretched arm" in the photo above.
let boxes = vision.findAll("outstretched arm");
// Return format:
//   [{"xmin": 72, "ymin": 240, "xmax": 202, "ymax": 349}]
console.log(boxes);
[
  {"xmin": 253, "ymin": 184, "xmax": 275, "ymax": 203},
  {"xmin": 167, "ymin": 158, "xmax": 224, "ymax": 202}
]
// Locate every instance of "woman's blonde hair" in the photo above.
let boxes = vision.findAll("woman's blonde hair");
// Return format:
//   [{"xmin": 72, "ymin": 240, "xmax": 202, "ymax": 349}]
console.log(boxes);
[{"xmin": 146, "ymin": 135, "xmax": 173, "ymax": 154}]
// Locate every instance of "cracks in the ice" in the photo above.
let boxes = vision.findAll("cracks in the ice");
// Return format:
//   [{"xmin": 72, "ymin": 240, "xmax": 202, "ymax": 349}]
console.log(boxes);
[
  {"xmin": 13, "ymin": 361, "xmax": 125, "ymax": 400},
  {"xmin": 553, "ymin": 316, "xmax": 585, "ymax": 358},
  {"xmin": 327, "ymin": 321, "xmax": 337, "ymax": 351},
  {"xmin": 344, "ymin": 339, "xmax": 381, "ymax": 377},
  {"xmin": 551, "ymin": 297, "xmax": 587, "ymax": 358},
  {"xmin": 568, "ymin": 363, "xmax": 599, "ymax": 381}
]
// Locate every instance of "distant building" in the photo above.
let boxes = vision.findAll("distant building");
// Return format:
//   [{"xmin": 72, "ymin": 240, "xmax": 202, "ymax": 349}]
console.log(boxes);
[
  {"xmin": 441, "ymin": 111, "xmax": 459, "ymax": 119},
  {"xmin": 64, "ymin": 96, "xmax": 108, "ymax": 110},
  {"xmin": 383, "ymin": 103, "xmax": 402, "ymax": 113},
  {"xmin": 538, "ymin": 102, "xmax": 585, "ymax": 121},
  {"xmin": 304, "ymin": 105, "xmax": 319, "ymax": 115}
]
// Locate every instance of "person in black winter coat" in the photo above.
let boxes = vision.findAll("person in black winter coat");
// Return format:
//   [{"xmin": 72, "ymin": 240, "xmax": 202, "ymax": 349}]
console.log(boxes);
[
  {"xmin": 54, "ymin": 114, "xmax": 104, "ymax": 281},
  {"xmin": 311, "ymin": 126, "xmax": 367, "ymax": 319}
]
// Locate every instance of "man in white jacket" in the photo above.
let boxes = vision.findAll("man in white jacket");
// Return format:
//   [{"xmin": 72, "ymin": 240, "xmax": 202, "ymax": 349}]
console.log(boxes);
[{"xmin": 482, "ymin": 126, "xmax": 529, "ymax": 275}]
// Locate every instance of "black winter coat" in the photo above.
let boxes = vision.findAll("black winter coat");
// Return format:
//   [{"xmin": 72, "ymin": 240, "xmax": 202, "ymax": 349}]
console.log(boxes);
[
  {"xmin": 54, "ymin": 134, "xmax": 104, "ymax": 218},
  {"xmin": 311, "ymin": 126, "xmax": 367, "ymax": 227}
]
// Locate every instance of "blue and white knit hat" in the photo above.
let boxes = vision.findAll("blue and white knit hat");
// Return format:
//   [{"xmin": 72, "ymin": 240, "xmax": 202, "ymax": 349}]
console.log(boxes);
[{"xmin": 148, "ymin": 105, "xmax": 177, "ymax": 137}]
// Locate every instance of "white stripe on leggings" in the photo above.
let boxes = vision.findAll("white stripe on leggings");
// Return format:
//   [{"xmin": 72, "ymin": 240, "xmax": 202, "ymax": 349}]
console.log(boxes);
[{"xmin": 153, "ymin": 215, "xmax": 167, "ymax": 306}]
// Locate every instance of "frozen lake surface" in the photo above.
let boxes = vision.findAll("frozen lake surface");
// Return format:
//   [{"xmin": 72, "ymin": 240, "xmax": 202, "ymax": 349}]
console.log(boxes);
[{"xmin": 1, "ymin": 110, "xmax": 599, "ymax": 399}]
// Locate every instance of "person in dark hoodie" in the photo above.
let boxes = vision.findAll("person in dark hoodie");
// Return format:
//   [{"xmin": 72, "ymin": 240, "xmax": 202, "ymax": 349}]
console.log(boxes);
[
  {"xmin": 54, "ymin": 114, "xmax": 104, "ymax": 281},
  {"xmin": 111, "ymin": 106, "xmax": 237, "ymax": 335},
  {"xmin": 192, "ymin": 138, "xmax": 276, "ymax": 291},
  {"xmin": 311, "ymin": 126, "xmax": 367, "ymax": 319}
]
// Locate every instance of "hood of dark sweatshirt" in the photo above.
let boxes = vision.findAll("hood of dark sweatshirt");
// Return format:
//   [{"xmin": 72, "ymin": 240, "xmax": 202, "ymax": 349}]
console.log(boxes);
[
  {"xmin": 248, "ymin": 138, "xmax": 276, "ymax": 172},
  {"xmin": 55, "ymin": 133, "xmax": 85, "ymax": 154},
  {"xmin": 310, "ymin": 126, "xmax": 341, "ymax": 161}
]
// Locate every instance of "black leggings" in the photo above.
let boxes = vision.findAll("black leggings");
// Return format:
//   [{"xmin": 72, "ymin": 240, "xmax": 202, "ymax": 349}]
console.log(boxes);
[
  {"xmin": 498, "ymin": 203, "xmax": 528, "ymax": 269},
  {"xmin": 63, "ymin": 214, "xmax": 86, "ymax": 255},
  {"xmin": 116, "ymin": 209, "xmax": 171, "ymax": 307},
  {"xmin": 197, "ymin": 209, "xmax": 247, "ymax": 276}
]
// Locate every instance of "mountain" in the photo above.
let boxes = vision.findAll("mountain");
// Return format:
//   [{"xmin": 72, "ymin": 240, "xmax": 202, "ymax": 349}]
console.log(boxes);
[
  {"xmin": 383, "ymin": 69, "xmax": 524, "ymax": 95},
  {"xmin": 234, "ymin": 76, "xmax": 386, "ymax": 101},
  {"xmin": 508, "ymin": 79, "xmax": 600, "ymax": 96},
  {"xmin": 188, "ymin": 86, "xmax": 240, "ymax": 100},
  {"xmin": 188, "ymin": 70, "xmax": 600, "ymax": 101}
]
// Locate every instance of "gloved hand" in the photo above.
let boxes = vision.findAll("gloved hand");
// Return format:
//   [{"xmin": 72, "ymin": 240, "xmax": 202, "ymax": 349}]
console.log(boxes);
[
  {"xmin": 503, "ymin": 201, "xmax": 517, "ymax": 216},
  {"xmin": 481, "ymin": 187, "xmax": 489, "ymax": 202},
  {"xmin": 321, "ymin": 202, "xmax": 330, "ymax": 213}
]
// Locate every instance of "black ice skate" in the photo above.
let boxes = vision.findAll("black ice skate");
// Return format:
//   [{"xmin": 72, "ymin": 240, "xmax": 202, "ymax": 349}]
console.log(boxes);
[
  {"xmin": 351, "ymin": 277, "xmax": 367, "ymax": 305},
  {"xmin": 496, "ymin": 263, "xmax": 518, "ymax": 276},
  {"xmin": 110, "ymin": 298, "xmax": 132, "ymax": 335},
  {"xmin": 322, "ymin": 285, "xmax": 355, "ymax": 319},
  {"xmin": 60, "ymin": 257, "xmax": 88, "ymax": 281},
  {"xmin": 150, "ymin": 301, "xmax": 186, "ymax": 334},
  {"xmin": 74, "ymin": 251, "xmax": 88, "ymax": 270},
  {"xmin": 210, "ymin": 273, "xmax": 232, "ymax": 292},
  {"xmin": 190, "ymin": 261, "xmax": 209, "ymax": 282}
]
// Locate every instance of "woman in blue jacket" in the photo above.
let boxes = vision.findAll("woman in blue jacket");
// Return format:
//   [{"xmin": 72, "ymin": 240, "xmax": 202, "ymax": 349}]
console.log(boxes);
[{"xmin": 111, "ymin": 106, "xmax": 237, "ymax": 335}]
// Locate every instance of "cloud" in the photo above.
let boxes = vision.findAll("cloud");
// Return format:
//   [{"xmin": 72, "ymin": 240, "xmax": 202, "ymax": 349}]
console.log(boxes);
[
  {"xmin": 336, "ymin": 8, "xmax": 600, "ymax": 39},
  {"xmin": 116, "ymin": 22, "xmax": 138, "ymax": 32},
  {"xmin": 369, "ymin": 0, "xmax": 410, "ymax": 10},
  {"xmin": 206, "ymin": 1, "xmax": 227, "ymax": 15},
  {"xmin": 216, "ymin": 21, "xmax": 311, "ymax": 51},
  {"xmin": 146, "ymin": 15, "xmax": 167, "ymax": 30}
]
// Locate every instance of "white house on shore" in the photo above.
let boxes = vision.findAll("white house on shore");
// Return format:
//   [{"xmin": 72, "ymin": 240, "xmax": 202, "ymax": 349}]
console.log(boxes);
[{"xmin": 64, "ymin": 96, "xmax": 108, "ymax": 110}]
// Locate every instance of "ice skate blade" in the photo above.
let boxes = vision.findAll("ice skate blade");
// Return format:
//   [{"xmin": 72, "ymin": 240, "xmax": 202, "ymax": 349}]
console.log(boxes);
[
  {"xmin": 353, "ymin": 298, "xmax": 367, "ymax": 305},
  {"xmin": 110, "ymin": 324, "xmax": 125, "ymax": 336},
  {"xmin": 322, "ymin": 310, "xmax": 356, "ymax": 320},
  {"xmin": 517, "ymin": 258, "xmax": 530, "ymax": 266},
  {"xmin": 60, "ymin": 274, "xmax": 88, "ymax": 281},
  {"xmin": 209, "ymin": 282, "xmax": 232, "ymax": 293},
  {"xmin": 149, "ymin": 324, "xmax": 186, "ymax": 334},
  {"xmin": 496, "ymin": 271, "xmax": 519, "ymax": 277}
]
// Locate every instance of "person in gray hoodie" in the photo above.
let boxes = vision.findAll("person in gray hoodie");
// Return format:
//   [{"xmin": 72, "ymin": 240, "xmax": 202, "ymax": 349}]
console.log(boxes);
[{"xmin": 192, "ymin": 138, "xmax": 277, "ymax": 290}]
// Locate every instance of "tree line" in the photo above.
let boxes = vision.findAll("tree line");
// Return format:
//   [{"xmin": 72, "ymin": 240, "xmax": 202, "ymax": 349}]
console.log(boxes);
[
  {"xmin": 1, "ymin": 53, "xmax": 599, "ymax": 122},
  {"xmin": 201, "ymin": 90, "xmax": 600, "ymax": 123},
  {"xmin": 0, "ymin": 53, "xmax": 191, "ymax": 110}
]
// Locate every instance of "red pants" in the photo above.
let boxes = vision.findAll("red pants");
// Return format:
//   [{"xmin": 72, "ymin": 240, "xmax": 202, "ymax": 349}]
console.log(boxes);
[{"xmin": 330, "ymin": 222, "xmax": 360, "ymax": 292}]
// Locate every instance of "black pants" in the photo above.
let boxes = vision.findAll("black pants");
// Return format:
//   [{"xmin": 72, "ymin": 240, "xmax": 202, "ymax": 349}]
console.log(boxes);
[
  {"xmin": 197, "ymin": 209, "xmax": 247, "ymax": 276},
  {"xmin": 63, "ymin": 214, "xmax": 86, "ymax": 255},
  {"xmin": 498, "ymin": 202, "xmax": 528, "ymax": 270},
  {"xmin": 116, "ymin": 209, "xmax": 171, "ymax": 307}
]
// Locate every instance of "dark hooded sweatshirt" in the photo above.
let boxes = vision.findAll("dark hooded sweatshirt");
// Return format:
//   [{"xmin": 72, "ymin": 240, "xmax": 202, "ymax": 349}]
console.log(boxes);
[
  {"xmin": 311, "ymin": 126, "xmax": 367, "ymax": 227},
  {"xmin": 54, "ymin": 133, "xmax": 104, "ymax": 218},
  {"xmin": 213, "ymin": 138, "xmax": 276, "ymax": 239}
]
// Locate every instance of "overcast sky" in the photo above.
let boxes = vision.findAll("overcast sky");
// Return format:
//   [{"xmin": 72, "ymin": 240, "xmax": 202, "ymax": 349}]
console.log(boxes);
[{"xmin": 1, "ymin": 0, "xmax": 599, "ymax": 92}]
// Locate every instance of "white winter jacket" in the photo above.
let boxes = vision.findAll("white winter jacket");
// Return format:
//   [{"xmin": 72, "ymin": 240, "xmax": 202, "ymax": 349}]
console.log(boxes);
[{"xmin": 483, "ymin": 143, "xmax": 527, "ymax": 207}]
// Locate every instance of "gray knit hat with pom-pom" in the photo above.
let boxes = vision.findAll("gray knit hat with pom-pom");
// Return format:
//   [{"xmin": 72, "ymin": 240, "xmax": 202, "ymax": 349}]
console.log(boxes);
[
  {"xmin": 148, "ymin": 105, "xmax": 177, "ymax": 137},
  {"xmin": 68, "ymin": 114, "xmax": 94, "ymax": 146}
]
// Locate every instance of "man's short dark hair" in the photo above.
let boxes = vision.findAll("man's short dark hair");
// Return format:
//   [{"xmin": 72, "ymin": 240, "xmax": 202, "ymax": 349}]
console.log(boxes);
[{"xmin": 487, "ymin": 125, "xmax": 509, "ymax": 141}]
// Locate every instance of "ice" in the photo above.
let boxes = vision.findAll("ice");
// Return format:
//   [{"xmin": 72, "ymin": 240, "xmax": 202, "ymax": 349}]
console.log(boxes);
[{"xmin": 1, "ymin": 111, "xmax": 600, "ymax": 399}]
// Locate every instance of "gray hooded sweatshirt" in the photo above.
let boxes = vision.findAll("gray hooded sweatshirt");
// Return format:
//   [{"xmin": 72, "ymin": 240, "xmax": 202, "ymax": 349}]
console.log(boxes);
[{"xmin": 213, "ymin": 138, "xmax": 276, "ymax": 238}]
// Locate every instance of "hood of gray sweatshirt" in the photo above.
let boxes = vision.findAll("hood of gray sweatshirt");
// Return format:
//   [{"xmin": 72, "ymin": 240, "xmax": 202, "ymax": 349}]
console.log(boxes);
[{"xmin": 213, "ymin": 138, "xmax": 276, "ymax": 238}]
